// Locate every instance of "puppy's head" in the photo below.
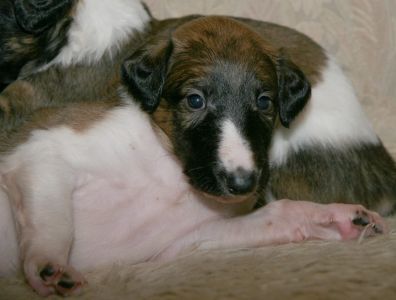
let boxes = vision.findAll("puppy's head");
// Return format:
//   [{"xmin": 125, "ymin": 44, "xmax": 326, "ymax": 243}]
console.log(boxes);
[{"xmin": 122, "ymin": 16, "xmax": 310, "ymax": 202}]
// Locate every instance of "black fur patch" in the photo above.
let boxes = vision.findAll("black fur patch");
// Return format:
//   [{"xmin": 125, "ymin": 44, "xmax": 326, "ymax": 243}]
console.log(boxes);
[
  {"xmin": 121, "ymin": 40, "xmax": 174, "ymax": 113},
  {"xmin": 276, "ymin": 53, "xmax": 311, "ymax": 128}
]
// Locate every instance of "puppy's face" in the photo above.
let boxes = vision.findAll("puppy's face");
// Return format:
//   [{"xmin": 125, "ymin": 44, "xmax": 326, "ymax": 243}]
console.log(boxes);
[{"xmin": 123, "ymin": 17, "xmax": 311, "ymax": 202}]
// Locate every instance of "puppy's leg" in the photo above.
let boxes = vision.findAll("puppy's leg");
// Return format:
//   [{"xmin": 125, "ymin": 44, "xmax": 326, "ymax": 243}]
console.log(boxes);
[
  {"xmin": 252, "ymin": 200, "xmax": 387, "ymax": 242},
  {"xmin": 157, "ymin": 200, "xmax": 387, "ymax": 260},
  {"xmin": 4, "ymin": 157, "xmax": 85, "ymax": 296}
]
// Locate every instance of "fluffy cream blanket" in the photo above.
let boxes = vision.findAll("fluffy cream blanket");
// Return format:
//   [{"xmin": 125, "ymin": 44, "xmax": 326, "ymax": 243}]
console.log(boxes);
[{"xmin": 1, "ymin": 218, "xmax": 395, "ymax": 299}]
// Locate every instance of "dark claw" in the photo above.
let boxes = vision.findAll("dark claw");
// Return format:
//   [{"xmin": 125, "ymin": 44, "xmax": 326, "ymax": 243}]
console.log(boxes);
[
  {"xmin": 57, "ymin": 277, "xmax": 75, "ymax": 289},
  {"xmin": 39, "ymin": 264, "xmax": 56, "ymax": 280},
  {"xmin": 372, "ymin": 224, "xmax": 383, "ymax": 234},
  {"xmin": 352, "ymin": 216, "xmax": 370, "ymax": 227}
]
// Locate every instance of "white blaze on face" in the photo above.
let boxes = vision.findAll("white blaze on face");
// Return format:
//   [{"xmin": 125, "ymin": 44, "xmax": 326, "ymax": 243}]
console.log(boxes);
[{"xmin": 218, "ymin": 119, "xmax": 255, "ymax": 173}]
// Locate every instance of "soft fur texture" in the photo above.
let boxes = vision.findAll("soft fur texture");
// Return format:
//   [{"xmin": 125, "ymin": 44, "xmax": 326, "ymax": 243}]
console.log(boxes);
[{"xmin": 1, "ymin": 218, "xmax": 395, "ymax": 299}]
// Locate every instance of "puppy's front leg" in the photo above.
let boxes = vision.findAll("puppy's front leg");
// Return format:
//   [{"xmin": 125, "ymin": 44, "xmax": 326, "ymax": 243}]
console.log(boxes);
[
  {"xmin": 158, "ymin": 200, "xmax": 387, "ymax": 260},
  {"xmin": 4, "ymin": 157, "xmax": 85, "ymax": 296}
]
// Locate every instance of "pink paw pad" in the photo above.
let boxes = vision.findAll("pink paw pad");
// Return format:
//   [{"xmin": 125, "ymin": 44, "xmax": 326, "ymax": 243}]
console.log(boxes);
[{"xmin": 27, "ymin": 263, "xmax": 86, "ymax": 297}]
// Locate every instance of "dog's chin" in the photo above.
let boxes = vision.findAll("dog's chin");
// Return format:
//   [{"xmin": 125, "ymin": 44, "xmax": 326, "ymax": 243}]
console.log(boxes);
[
  {"xmin": 194, "ymin": 184, "xmax": 256, "ymax": 204},
  {"xmin": 202, "ymin": 192, "xmax": 254, "ymax": 204}
]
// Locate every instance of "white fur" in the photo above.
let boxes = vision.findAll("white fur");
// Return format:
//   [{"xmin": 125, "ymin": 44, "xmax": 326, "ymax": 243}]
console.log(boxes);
[
  {"xmin": 49, "ymin": 0, "xmax": 150, "ymax": 66},
  {"xmin": 269, "ymin": 57, "xmax": 379, "ymax": 165},
  {"xmin": 218, "ymin": 119, "xmax": 255, "ymax": 172}
]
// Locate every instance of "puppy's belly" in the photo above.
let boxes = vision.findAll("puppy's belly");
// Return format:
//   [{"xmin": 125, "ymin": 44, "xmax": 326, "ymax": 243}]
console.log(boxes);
[
  {"xmin": 0, "ymin": 145, "xmax": 217, "ymax": 275},
  {"xmin": 69, "ymin": 171, "xmax": 219, "ymax": 270}
]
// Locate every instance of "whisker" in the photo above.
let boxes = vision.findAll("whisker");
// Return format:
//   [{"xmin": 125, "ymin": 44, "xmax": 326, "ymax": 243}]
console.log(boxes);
[{"xmin": 185, "ymin": 161, "xmax": 218, "ymax": 173}]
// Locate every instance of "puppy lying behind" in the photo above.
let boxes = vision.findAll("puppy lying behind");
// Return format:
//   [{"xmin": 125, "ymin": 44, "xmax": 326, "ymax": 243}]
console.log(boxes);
[{"xmin": 0, "ymin": 16, "xmax": 387, "ymax": 296}]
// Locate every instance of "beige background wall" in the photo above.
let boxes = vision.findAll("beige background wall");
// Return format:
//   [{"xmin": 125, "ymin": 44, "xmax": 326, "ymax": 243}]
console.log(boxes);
[{"xmin": 145, "ymin": 0, "xmax": 396, "ymax": 157}]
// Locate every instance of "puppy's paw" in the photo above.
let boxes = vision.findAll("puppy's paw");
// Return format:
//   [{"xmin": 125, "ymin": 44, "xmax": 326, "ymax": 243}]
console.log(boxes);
[
  {"xmin": 263, "ymin": 200, "xmax": 388, "ymax": 243},
  {"xmin": 323, "ymin": 203, "xmax": 388, "ymax": 240},
  {"xmin": 24, "ymin": 259, "xmax": 86, "ymax": 297}
]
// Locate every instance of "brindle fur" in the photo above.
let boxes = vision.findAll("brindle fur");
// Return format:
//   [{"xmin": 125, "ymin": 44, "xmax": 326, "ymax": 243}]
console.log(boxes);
[
  {"xmin": 269, "ymin": 144, "xmax": 396, "ymax": 215},
  {"xmin": 0, "ymin": 0, "xmax": 74, "ymax": 92}
]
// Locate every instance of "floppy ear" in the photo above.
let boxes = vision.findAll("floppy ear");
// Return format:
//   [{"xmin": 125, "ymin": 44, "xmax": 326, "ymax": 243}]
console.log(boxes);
[
  {"xmin": 13, "ymin": 0, "xmax": 74, "ymax": 34},
  {"xmin": 276, "ymin": 54, "xmax": 311, "ymax": 128},
  {"xmin": 121, "ymin": 39, "xmax": 173, "ymax": 113}
]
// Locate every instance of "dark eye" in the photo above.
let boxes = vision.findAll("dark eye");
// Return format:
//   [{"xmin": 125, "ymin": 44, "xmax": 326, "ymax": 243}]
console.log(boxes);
[
  {"xmin": 187, "ymin": 93, "xmax": 206, "ymax": 110},
  {"xmin": 257, "ymin": 94, "xmax": 272, "ymax": 111}
]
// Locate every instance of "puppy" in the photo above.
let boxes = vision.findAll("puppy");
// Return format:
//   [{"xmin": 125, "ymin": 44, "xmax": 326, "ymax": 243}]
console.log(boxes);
[{"xmin": 0, "ymin": 16, "xmax": 387, "ymax": 296}]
